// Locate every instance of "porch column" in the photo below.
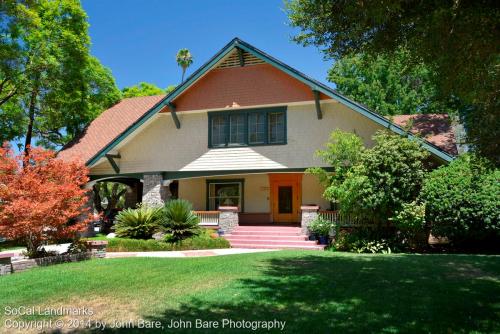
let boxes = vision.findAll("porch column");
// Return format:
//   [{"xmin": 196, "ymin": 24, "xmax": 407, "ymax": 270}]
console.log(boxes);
[
  {"xmin": 301, "ymin": 205, "xmax": 319, "ymax": 235},
  {"xmin": 219, "ymin": 206, "xmax": 238, "ymax": 234},
  {"xmin": 142, "ymin": 173, "xmax": 166, "ymax": 206}
]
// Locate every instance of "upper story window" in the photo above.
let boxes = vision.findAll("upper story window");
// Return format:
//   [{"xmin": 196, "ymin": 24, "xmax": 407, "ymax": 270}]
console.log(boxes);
[{"xmin": 208, "ymin": 107, "xmax": 287, "ymax": 148}]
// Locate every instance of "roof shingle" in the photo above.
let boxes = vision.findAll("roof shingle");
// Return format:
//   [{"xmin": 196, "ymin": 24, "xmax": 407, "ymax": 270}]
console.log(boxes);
[
  {"xmin": 58, "ymin": 95, "xmax": 165, "ymax": 163},
  {"xmin": 392, "ymin": 114, "xmax": 458, "ymax": 156}
]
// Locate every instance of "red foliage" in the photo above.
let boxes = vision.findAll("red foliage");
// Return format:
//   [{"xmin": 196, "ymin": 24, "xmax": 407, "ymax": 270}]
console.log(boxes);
[{"xmin": 0, "ymin": 143, "xmax": 92, "ymax": 256}]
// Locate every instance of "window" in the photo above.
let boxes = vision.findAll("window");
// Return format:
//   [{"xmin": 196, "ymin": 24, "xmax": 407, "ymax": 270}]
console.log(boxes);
[
  {"xmin": 248, "ymin": 112, "xmax": 266, "ymax": 144},
  {"xmin": 268, "ymin": 112, "xmax": 285, "ymax": 144},
  {"xmin": 211, "ymin": 115, "xmax": 226, "ymax": 147},
  {"xmin": 229, "ymin": 114, "xmax": 245, "ymax": 145},
  {"xmin": 206, "ymin": 180, "xmax": 244, "ymax": 211},
  {"xmin": 208, "ymin": 107, "xmax": 286, "ymax": 147}
]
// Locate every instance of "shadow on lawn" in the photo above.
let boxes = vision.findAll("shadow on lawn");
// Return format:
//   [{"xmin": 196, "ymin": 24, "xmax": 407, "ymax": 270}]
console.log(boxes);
[{"xmin": 82, "ymin": 253, "xmax": 499, "ymax": 333}]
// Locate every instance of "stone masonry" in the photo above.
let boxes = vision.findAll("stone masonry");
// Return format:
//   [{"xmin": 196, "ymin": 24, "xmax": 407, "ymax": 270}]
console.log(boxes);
[
  {"xmin": 142, "ymin": 173, "xmax": 167, "ymax": 206},
  {"xmin": 219, "ymin": 206, "xmax": 239, "ymax": 234},
  {"xmin": 301, "ymin": 205, "xmax": 319, "ymax": 235}
]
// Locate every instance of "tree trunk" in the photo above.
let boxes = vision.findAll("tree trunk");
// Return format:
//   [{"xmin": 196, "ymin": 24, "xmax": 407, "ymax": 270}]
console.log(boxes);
[{"xmin": 23, "ymin": 79, "xmax": 39, "ymax": 159}]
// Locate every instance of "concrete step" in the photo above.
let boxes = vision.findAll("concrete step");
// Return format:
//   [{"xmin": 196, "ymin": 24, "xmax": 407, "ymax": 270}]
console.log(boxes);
[
  {"xmin": 229, "ymin": 242, "xmax": 326, "ymax": 250},
  {"xmin": 226, "ymin": 238, "xmax": 319, "ymax": 246},
  {"xmin": 230, "ymin": 231, "xmax": 303, "ymax": 236},
  {"xmin": 235, "ymin": 226, "xmax": 301, "ymax": 231},
  {"xmin": 225, "ymin": 235, "xmax": 308, "ymax": 241}
]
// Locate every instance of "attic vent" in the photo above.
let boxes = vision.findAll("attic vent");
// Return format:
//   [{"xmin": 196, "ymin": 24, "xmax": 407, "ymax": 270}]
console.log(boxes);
[{"xmin": 217, "ymin": 49, "xmax": 265, "ymax": 69}]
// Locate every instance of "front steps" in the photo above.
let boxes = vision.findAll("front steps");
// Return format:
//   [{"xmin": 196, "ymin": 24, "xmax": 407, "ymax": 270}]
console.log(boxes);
[{"xmin": 225, "ymin": 225, "xmax": 325, "ymax": 250}]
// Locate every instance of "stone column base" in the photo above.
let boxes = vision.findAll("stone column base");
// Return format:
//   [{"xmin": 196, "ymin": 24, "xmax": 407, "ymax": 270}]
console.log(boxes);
[
  {"xmin": 301, "ymin": 205, "xmax": 319, "ymax": 235},
  {"xmin": 219, "ymin": 206, "xmax": 239, "ymax": 234}
]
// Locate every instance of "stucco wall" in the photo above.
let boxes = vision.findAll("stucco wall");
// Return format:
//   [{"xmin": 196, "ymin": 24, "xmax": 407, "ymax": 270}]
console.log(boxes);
[
  {"xmin": 178, "ymin": 173, "xmax": 270, "ymax": 212},
  {"xmin": 90, "ymin": 101, "xmax": 384, "ymax": 175},
  {"xmin": 302, "ymin": 173, "xmax": 330, "ymax": 210},
  {"xmin": 178, "ymin": 173, "xmax": 329, "ymax": 213}
]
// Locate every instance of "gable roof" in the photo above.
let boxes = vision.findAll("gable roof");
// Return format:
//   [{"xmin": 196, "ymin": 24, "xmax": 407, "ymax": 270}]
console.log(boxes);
[
  {"xmin": 61, "ymin": 38, "xmax": 455, "ymax": 166},
  {"xmin": 58, "ymin": 95, "xmax": 165, "ymax": 163},
  {"xmin": 392, "ymin": 114, "xmax": 458, "ymax": 156}
]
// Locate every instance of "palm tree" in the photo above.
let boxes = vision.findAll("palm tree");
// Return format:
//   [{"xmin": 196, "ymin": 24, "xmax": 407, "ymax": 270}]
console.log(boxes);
[{"xmin": 176, "ymin": 48, "xmax": 193, "ymax": 83}]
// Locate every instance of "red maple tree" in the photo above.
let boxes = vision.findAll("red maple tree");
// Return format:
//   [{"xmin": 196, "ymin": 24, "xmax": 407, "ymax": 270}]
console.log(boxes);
[{"xmin": 0, "ymin": 143, "xmax": 92, "ymax": 257}]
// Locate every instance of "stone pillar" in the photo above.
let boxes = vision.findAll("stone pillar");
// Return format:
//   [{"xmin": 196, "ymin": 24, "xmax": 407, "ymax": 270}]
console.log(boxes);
[
  {"xmin": 85, "ymin": 240, "xmax": 108, "ymax": 258},
  {"xmin": 219, "ymin": 206, "xmax": 239, "ymax": 234},
  {"xmin": 301, "ymin": 205, "xmax": 319, "ymax": 235},
  {"xmin": 142, "ymin": 173, "xmax": 166, "ymax": 206},
  {"xmin": 0, "ymin": 253, "xmax": 13, "ymax": 276}
]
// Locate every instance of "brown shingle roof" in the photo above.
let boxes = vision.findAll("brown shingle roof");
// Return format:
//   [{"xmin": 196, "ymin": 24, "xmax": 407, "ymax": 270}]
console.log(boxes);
[
  {"xmin": 392, "ymin": 114, "xmax": 458, "ymax": 156},
  {"xmin": 58, "ymin": 95, "xmax": 165, "ymax": 163}
]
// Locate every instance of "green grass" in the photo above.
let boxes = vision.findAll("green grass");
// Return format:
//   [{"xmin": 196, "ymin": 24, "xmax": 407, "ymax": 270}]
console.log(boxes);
[{"xmin": 1, "ymin": 251, "xmax": 499, "ymax": 333}]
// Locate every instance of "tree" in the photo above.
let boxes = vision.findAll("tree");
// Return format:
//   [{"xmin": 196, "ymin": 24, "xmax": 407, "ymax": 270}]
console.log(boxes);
[
  {"xmin": 315, "ymin": 130, "xmax": 429, "ymax": 222},
  {"xmin": 92, "ymin": 181, "xmax": 127, "ymax": 233},
  {"xmin": 286, "ymin": 0, "xmax": 499, "ymax": 164},
  {"xmin": 420, "ymin": 154, "xmax": 499, "ymax": 243},
  {"xmin": 0, "ymin": 143, "xmax": 91, "ymax": 258},
  {"xmin": 176, "ymin": 49, "xmax": 193, "ymax": 83},
  {"xmin": 307, "ymin": 129, "xmax": 364, "ymax": 200},
  {"xmin": 0, "ymin": 0, "xmax": 121, "ymax": 150},
  {"xmin": 328, "ymin": 48, "xmax": 458, "ymax": 116},
  {"xmin": 122, "ymin": 82, "xmax": 165, "ymax": 98}
]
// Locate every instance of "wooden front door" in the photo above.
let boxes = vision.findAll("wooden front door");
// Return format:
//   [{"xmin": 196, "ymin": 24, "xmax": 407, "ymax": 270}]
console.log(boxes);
[{"xmin": 269, "ymin": 174, "xmax": 302, "ymax": 223}]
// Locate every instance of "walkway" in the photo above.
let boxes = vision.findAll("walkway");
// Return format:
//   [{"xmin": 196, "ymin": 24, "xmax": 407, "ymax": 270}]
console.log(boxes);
[{"xmin": 106, "ymin": 248, "xmax": 277, "ymax": 258}]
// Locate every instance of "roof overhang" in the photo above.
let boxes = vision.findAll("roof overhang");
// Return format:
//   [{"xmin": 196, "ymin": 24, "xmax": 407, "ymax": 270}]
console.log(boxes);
[{"xmin": 87, "ymin": 38, "xmax": 454, "ymax": 167}]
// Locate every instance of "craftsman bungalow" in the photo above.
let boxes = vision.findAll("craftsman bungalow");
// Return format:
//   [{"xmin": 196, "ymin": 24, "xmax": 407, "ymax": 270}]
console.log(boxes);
[{"xmin": 59, "ymin": 38, "xmax": 457, "ymax": 249}]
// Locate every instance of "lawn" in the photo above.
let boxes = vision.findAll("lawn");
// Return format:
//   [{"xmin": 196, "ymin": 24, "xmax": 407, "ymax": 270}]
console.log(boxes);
[{"xmin": 1, "ymin": 251, "xmax": 499, "ymax": 333}]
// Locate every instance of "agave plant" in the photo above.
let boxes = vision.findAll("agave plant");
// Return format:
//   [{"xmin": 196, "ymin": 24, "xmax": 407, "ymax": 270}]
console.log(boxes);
[
  {"xmin": 114, "ymin": 204, "xmax": 163, "ymax": 239},
  {"xmin": 161, "ymin": 199, "xmax": 200, "ymax": 241}
]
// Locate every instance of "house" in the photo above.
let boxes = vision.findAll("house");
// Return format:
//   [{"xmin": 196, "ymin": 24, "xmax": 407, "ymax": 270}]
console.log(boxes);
[{"xmin": 59, "ymin": 38, "xmax": 457, "ymax": 249}]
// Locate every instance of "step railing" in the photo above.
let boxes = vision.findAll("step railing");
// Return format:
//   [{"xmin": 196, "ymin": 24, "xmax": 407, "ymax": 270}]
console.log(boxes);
[
  {"xmin": 319, "ymin": 210, "xmax": 373, "ymax": 227},
  {"xmin": 193, "ymin": 211, "xmax": 220, "ymax": 226}
]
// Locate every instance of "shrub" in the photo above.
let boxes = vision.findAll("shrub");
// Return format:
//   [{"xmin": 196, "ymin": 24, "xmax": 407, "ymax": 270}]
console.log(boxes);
[
  {"xmin": 391, "ymin": 201, "xmax": 427, "ymax": 248},
  {"xmin": 114, "ymin": 204, "xmax": 163, "ymax": 239},
  {"xmin": 332, "ymin": 228, "xmax": 395, "ymax": 253},
  {"xmin": 102, "ymin": 229, "xmax": 230, "ymax": 252},
  {"xmin": 0, "ymin": 144, "xmax": 91, "ymax": 258},
  {"xmin": 420, "ymin": 154, "xmax": 499, "ymax": 243},
  {"xmin": 161, "ymin": 199, "xmax": 201, "ymax": 241},
  {"xmin": 308, "ymin": 217, "xmax": 334, "ymax": 236},
  {"xmin": 314, "ymin": 130, "xmax": 429, "ymax": 223}
]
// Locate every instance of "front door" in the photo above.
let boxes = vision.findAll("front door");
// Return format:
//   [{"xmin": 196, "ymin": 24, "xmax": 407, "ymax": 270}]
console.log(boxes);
[{"xmin": 269, "ymin": 174, "xmax": 302, "ymax": 223}]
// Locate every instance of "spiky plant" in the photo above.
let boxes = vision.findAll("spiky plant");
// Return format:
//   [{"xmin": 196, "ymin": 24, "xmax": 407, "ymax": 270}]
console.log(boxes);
[
  {"xmin": 114, "ymin": 204, "xmax": 163, "ymax": 239},
  {"xmin": 162, "ymin": 199, "xmax": 200, "ymax": 241},
  {"xmin": 176, "ymin": 48, "xmax": 193, "ymax": 83}
]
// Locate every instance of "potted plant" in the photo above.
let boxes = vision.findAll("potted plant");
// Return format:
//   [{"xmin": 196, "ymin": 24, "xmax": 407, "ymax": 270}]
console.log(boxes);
[{"xmin": 308, "ymin": 217, "xmax": 334, "ymax": 245}]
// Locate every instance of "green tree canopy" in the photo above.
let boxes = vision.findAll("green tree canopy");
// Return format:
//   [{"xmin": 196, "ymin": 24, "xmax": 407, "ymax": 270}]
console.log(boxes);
[
  {"xmin": 122, "ymin": 82, "xmax": 175, "ymax": 98},
  {"xmin": 329, "ymin": 48, "xmax": 457, "ymax": 116},
  {"xmin": 286, "ymin": 0, "xmax": 499, "ymax": 164},
  {"xmin": 315, "ymin": 130, "xmax": 429, "ymax": 222},
  {"xmin": 0, "ymin": 0, "xmax": 121, "ymax": 150}
]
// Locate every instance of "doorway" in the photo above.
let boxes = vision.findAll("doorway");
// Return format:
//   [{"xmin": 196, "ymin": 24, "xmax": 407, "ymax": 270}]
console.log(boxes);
[{"xmin": 269, "ymin": 173, "xmax": 302, "ymax": 223}]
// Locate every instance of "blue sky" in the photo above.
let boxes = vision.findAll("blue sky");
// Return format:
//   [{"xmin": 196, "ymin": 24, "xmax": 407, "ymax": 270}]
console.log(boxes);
[{"xmin": 81, "ymin": 0, "xmax": 333, "ymax": 89}]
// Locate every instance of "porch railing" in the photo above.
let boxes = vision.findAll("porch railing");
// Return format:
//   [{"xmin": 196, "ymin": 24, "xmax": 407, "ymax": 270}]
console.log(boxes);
[
  {"xmin": 193, "ymin": 211, "xmax": 220, "ymax": 226},
  {"xmin": 319, "ymin": 210, "xmax": 373, "ymax": 227}
]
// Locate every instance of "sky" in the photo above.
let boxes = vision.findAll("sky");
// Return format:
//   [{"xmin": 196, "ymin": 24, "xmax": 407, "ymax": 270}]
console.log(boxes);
[{"xmin": 81, "ymin": 0, "xmax": 333, "ymax": 90}]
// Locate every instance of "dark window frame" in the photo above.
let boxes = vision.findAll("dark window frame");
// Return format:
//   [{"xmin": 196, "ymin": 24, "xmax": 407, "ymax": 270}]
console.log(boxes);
[
  {"xmin": 206, "ymin": 179, "xmax": 245, "ymax": 212},
  {"xmin": 208, "ymin": 107, "xmax": 287, "ymax": 148}
]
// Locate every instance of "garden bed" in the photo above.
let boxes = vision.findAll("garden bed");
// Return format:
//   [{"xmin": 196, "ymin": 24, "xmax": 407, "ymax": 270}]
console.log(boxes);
[{"xmin": 87, "ymin": 230, "xmax": 230, "ymax": 252}]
